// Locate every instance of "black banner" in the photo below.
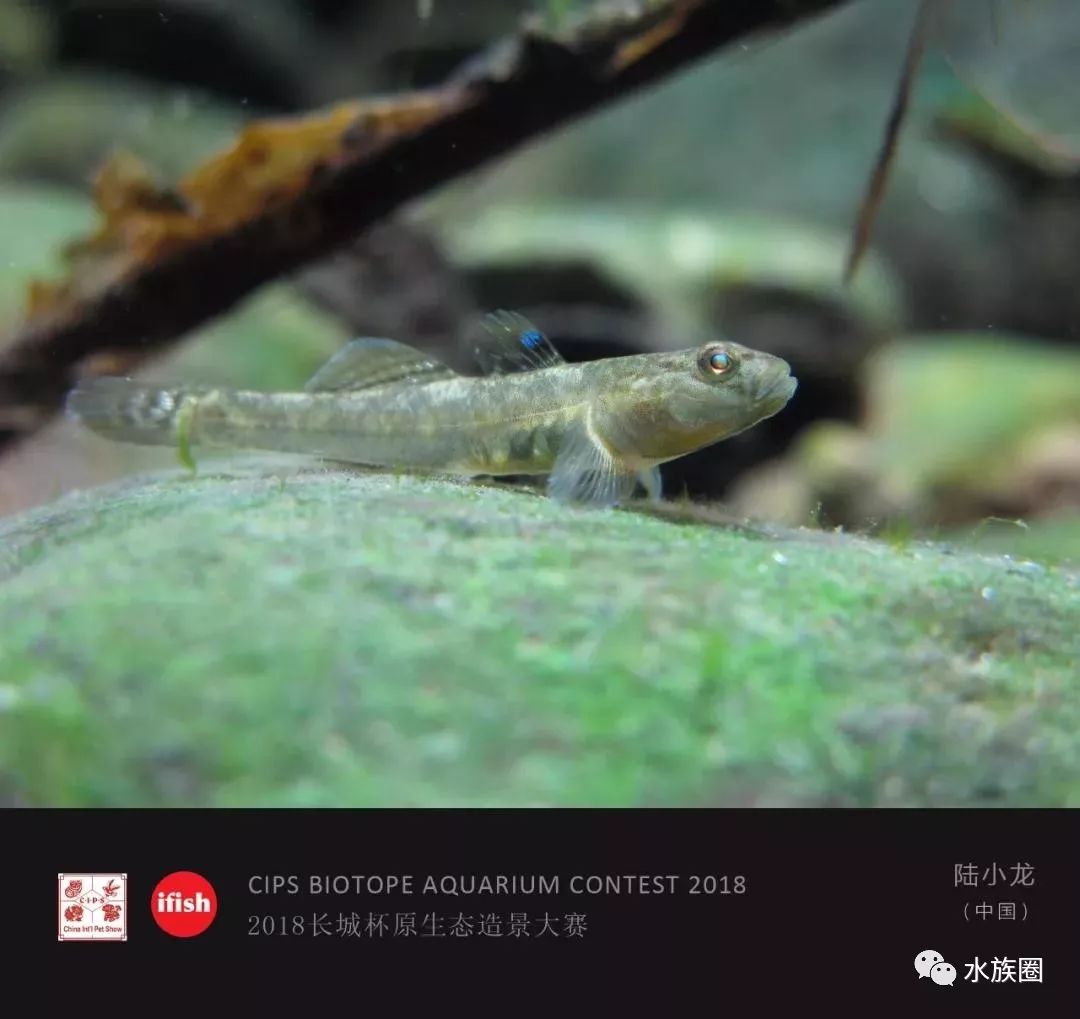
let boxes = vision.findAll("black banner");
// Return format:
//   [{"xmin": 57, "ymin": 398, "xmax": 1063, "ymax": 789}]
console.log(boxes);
[{"xmin": 10, "ymin": 808, "xmax": 1079, "ymax": 1006}]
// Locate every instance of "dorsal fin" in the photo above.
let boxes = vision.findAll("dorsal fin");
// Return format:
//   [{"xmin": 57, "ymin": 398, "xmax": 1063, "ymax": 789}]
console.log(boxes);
[
  {"xmin": 304, "ymin": 337, "xmax": 457, "ymax": 393},
  {"xmin": 472, "ymin": 310, "xmax": 566, "ymax": 375}
]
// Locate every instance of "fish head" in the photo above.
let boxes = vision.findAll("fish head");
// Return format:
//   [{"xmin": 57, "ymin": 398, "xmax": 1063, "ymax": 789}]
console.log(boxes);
[{"xmin": 600, "ymin": 339, "xmax": 797, "ymax": 463}]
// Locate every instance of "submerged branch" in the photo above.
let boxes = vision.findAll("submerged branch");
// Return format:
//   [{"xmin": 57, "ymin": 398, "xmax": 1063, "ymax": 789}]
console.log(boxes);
[
  {"xmin": 842, "ymin": 0, "xmax": 937, "ymax": 284},
  {"xmin": 0, "ymin": 0, "xmax": 849, "ymax": 455}
]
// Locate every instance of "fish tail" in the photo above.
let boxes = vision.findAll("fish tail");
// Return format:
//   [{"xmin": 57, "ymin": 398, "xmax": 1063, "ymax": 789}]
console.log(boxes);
[{"xmin": 65, "ymin": 377, "xmax": 207, "ymax": 457}]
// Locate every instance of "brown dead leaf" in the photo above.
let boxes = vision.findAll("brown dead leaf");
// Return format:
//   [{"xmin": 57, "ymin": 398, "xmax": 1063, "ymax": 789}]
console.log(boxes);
[{"xmin": 22, "ymin": 89, "xmax": 471, "ymax": 323}]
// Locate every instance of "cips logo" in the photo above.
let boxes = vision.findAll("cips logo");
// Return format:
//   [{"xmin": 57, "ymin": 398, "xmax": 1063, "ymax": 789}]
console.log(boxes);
[{"xmin": 150, "ymin": 871, "xmax": 218, "ymax": 938}]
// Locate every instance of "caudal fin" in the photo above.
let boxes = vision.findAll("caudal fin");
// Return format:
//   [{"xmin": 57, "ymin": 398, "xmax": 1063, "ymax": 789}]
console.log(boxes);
[{"xmin": 65, "ymin": 377, "xmax": 200, "ymax": 448}]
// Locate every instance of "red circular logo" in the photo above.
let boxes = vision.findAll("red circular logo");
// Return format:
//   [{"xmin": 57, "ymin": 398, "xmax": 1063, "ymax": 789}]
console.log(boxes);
[{"xmin": 150, "ymin": 871, "xmax": 218, "ymax": 937}]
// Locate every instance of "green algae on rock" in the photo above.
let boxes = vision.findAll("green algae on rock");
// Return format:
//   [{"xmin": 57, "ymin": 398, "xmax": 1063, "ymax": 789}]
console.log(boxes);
[{"xmin": 0, "ymin": 460, "xmax": 1076, "ymax": 808}]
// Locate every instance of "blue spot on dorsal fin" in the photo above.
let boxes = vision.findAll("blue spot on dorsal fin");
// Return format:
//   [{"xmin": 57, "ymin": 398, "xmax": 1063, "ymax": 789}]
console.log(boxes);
[{"xmin": 473, "ymin": 310, "xmax": 567, "ymax": 375}]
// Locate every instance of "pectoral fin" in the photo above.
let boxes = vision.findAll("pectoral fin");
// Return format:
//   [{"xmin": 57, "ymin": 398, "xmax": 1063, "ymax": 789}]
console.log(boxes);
[
  {"xmin": 472, "ymin": 310, "xmax": 566, "ymax": 375},
  {"xmin": 638, "ymin": 466, "xmax": 663, "ymax": 503},
  {"xmin": 305, "ymin": 337, "xmax": 456, "ymax": 393},
  {"xmin": 547, "ymin": 420, "xmax": 637, "ymax": 508}
]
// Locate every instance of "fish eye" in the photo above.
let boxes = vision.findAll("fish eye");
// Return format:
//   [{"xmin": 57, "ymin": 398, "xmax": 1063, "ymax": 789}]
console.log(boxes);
[{"xmin": 699, "ymin": 345, "xmax": 738, "ymax": 377}]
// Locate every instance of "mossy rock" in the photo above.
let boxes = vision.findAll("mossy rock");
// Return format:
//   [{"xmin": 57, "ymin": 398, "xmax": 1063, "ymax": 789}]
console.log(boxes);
[
  {"xmin": 0, "ymin": 459, "xmax": 1076, "ymax": 807},
  {"xmin": 865, "ymin": 334, "xmax": 1080, "ymax": 490},
  {"xmin": 428, "ymin": 203, "xmax": 906, "ymax": 338},
  {"xmin": 740, "ymin": 333, "xmax": 1080, "ymax": 531}
]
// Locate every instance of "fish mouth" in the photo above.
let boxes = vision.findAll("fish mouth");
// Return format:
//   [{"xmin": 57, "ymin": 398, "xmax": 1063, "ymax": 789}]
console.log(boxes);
[{"xmin": 757, "ymin": 372, "xmax": 797, "ymax": 406}]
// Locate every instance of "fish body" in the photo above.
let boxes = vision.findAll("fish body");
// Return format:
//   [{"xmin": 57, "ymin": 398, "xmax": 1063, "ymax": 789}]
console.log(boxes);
[{"xmin": 66, "ymin": 310, "xmax": 797, "ymax": 507}]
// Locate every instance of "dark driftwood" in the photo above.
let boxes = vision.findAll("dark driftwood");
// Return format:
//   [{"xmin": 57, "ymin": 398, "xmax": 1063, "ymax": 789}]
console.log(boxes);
[{"xmin": 0, "ymin": 0, "xmax": 849, "ymax": 454}]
